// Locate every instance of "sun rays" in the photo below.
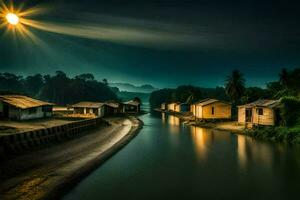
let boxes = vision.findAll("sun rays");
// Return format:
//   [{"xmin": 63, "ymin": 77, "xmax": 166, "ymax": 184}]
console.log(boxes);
[{"xmin": 0, "ymin": 0, "xmax": 46, "ymax": 43}]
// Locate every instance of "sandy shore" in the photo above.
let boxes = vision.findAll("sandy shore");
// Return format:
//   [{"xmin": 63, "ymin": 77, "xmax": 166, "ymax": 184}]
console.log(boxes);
[
  {"xmin": 159, "ymin": 109, "xmax": 245, "ymax": 133},
  {"xmin": 0, "ymin": 116, "xmax": 143, "ymax": 200}
]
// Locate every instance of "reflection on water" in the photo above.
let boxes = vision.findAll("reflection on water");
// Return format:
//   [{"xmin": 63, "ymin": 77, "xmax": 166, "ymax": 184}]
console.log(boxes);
[
  {"xmin": 190, "ymin": 126, "xmax": 212, "ymax": 161},
  {"xmin": 64, "ymin": 112, "xmax": 300, "ymax": 200},
  {"xmin": 237, "ymin": 135, "xmax": 247, "ymax": 170},
  {"xmin": 167, "ymin": 115, "xmax": 180, "ymax": 126},
  {"xmin": 161, "ymin": 113, "xmax": 166, "ymax": 124},
  {"xmin": 237, "ymin": 135, "xmax": 274, "ymax": 170}
]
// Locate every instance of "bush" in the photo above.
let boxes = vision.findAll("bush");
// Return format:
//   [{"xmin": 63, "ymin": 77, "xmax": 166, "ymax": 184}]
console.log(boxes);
[{"xmin": 280, "ymin": 96, "xmax": 300, "ymax": 126}]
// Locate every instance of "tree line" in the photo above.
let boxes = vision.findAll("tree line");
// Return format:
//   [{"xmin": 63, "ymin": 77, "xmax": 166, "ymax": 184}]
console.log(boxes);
[
  {"xmin": 150, "ymin": 67, "xmax": 300, "ymax": 125},
  {"xmin": 0, "ymin": 71, "xmax": 119, "ymax": 105}
]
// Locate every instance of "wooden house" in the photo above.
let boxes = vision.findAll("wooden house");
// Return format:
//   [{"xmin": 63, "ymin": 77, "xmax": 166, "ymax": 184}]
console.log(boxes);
[
  {"xmin": 167, "ymin": 103, "xmax": 178, "ymax": 111},
  {"xmin": 191, "ymin": 99, "xmax": 231, "ymax": 119},
  {"xmin": 238, "ymin": 99, "xmax": 280, "ymax": 126},
  {"xmin": 72, "ymin": 102, "xmax": 105, "ymax": 117},
  {"xmin": 123, "ymin": 100, "xmax": 141, "ymax": 113},
  {"xmin": 0, "ymin": 95, "xmax": 53, "ymax": 120},
  {"xmin": 104, "ymin": 102, "xmax": 124, "ymax": 115},
  {"xmin": 161, "ymin": 103, "xmax": 166, "ymax": 110}
]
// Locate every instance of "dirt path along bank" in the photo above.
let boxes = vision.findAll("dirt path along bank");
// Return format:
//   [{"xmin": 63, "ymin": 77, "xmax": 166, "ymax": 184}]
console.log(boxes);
[{"xmin": 0, "ymin": 116, "xmax": 143, "ymax": 200}]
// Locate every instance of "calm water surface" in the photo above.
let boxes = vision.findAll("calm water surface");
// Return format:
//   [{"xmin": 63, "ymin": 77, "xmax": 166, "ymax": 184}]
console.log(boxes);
[{"xmin": 64, "ymin": 112, "xmax": 300, "ymax": 200}]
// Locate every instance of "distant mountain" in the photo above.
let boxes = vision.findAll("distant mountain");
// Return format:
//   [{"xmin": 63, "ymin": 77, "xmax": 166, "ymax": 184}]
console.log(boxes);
[{"xmin": 109, "ymin": 83, "xmax": 158, "ymax": 93}]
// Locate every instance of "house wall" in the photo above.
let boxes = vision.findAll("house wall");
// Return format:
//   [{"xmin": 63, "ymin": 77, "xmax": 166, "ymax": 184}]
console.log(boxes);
[
  {"xmin": 19, "ymin": 107, "xmax": 45, "ymax": 120},
  {"xmin": 195, "ymin": 105, "xmax": 203, "ymax": 118},
  {"xmin": 74, "ymin": 107, "xmax": 105, "ymax": 117},
  {"xmin": 168, "ymin": 103, "xmax": 176, "ymax": 111},
  {"xmin": 174, "ymin": 104, "xmax": 180, "ymax": 112},
  {"xmin": 124, "ymin": 104, "xmax": 138, "ymax": 113},
  {"xmin": 161, "ymin": 103, "xmax": 166, "ymax": 110},
  {"xmin": 190, "ymin": 105, "xmax": 196, "ymax": 115},
  {"xmin": 238, "ymin": 107, "xmax": 246, "ymax": 123},
  {"xmin": 99, "ymin": 107, "xmax": 105, "ymax": 117},
  {"xmin": 252, "ymin": 107, "xmax": 275, "ymax": 126},
  {"xmin": 195, "ymin": 102, "xmax": 231, "ymax": 119},
  {"xmin": 238, "ymin": 106, "xmax": 275, "ymax": 126}
]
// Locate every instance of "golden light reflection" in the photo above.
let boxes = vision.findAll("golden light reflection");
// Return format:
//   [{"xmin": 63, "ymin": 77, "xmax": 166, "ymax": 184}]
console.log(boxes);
[
  {"xmin": 190, "ymin": 126, "xmax": 212, "ymax": 161},
  {"xmin": 168, "ymin": 115, "xmax": 180, "ymax": 126},
  {"xmin": 161, "ymin": 113, "xmax": 166, "ymax": 124},
  {"xmin": 237, "ymin": 135, "xmax": 247, "ymax": 170}
]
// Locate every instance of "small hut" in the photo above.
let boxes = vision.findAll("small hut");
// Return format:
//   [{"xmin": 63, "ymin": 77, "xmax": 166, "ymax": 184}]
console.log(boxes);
[
  {"xmin": 72, "ymin": 102, "xmax": 105, "ymax": 117},
  {"xmin": 191, "ymin": 99, "xmax": 231, "ymax": 119},
  {"xmin": 161, "ymin": 103, "xmax": 167, "ymax": 110},
  {"xmin": 238, "ymin": 99, "xmax": 280, "ymax": 126},
  {"xmin": 0, "ymin": 95, "xmax": 53, "ymax": 120},
  {"xmin": 104, "ymin": 102, "xmax": 124, "ymax": 115},
  {"xmin": 123, "ymin": 100, "xmax": 141, "ymax": 113}
]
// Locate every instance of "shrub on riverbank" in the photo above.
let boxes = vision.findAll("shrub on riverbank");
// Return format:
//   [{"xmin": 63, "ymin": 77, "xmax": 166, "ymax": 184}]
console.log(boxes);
[
  {"xmin": 280, "ymin": 96, "xmax": 300, "ymax": 126},
  {"xmin": 244, "ymin": 125, "xmax": 300, "ymax": 144}
]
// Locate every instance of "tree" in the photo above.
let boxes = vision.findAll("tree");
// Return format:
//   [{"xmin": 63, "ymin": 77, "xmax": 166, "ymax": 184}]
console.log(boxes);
[
  {"xmin": 102, "ymin": 78, "xmax": 108, "ymax": 86},
  {"xmin": 225, "ymin": 70, "xmax": 245, "ymax": 104},
  {"xmin": 133, "ymin": 97, "xmax": 142, "ymax": 104},
  {"xmin": 279, "ymin": 68, "xmax": 289, "ymax": 88},
  {"xmin": 25, "ymin": 74, "xmax": 44, "ymax": 97}
]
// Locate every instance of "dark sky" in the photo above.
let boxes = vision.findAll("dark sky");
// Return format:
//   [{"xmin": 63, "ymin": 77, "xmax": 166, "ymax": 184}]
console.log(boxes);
[{"xmin": 1, "ymin": 0, "xmax": 300, "ymax": 88}]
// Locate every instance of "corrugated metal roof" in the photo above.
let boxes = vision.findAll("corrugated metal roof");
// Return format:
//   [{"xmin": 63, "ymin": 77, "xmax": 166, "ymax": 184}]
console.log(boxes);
[
  {"xmin": 238, "ymin": 99, "xmax": 280, "ymax": 108},
  {"xmin": 105, "ymin": 102, "xmax": 120, "ymax": 108},
  {"xmin": 72, "ymin": 102, "xmax": 104, "ymax": 108},
  {"xmin": 192, "ymin": 99, "xmax": 228, "ymax": 106},
  {"xmin": 0, "ymin": 95, "xmax": 52, "ymax": 109},
  {"xmin": 124, "ymin": 100, "xmax": 140, "ymax": 106}
]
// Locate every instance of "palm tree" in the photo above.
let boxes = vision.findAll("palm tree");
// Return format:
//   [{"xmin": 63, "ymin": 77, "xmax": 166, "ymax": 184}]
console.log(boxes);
[
  {"xmin": 279, "ymin": 68, "xmax": 289, "ymax": 88},
  {"xmin": 225, "ymin": 70, "xmax": 245, "ymax": 104}
]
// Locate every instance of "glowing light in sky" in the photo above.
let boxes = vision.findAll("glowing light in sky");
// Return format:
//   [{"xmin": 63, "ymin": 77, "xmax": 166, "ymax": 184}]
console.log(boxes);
[
  {"xmin": 0, "ymin": 0, "xmax": 210, "ymax": 48},
  {"xmin": 6, "ymin": 13, "xmax": 19, "ymax": 25}
]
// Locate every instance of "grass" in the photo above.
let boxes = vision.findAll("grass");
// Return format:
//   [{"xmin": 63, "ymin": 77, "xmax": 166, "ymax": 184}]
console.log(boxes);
[{"xmin": 244, "ymin": 124, "xmax": 300, "ymax": 144}]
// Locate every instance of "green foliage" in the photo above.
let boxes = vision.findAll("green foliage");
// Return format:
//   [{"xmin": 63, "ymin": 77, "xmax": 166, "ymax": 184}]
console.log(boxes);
[
  {"xmin": 149, "ymin": 88, "xmax": 174, "ymax": 108},
  {"xmin": 0, "ymin": 71, "xmax": 118, "ymax": 105},
  {"xmin": 241, "ymin": 87, "xmax": 272, "ymax": 104},
  {"xmin": 267, "ymin": 67, "xmax": 300, "ymax": 98},
  {"xmin": 225, "ymin": 70, "xmax": 245, "ymax": 104},
  {"xmin": 0, "ymin": 73, "xmax": 26, "ymax": 94},
  {"xmin": 149, "ymin": 85, "xmax": 229, "ymax": 108},
  {"xmin": 280, "ymin": 96, "xmax": 300, "ymax": 126},
  {"xmin": 245, "ymin": 126, "xmax": 300, "ymax": 144},
  {"xmin": 173, "ymin": 85, "xmax": 202, "ymax": 103}
]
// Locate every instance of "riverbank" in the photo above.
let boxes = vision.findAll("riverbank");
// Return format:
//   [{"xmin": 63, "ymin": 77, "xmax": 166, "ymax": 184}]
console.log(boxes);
[
  {"xmin": 158, "ymin": 109, "xmax": 300, "ymax": 144},
  {"xmin": 0, "ymin": 116, "xmax": 143, "ymax": 200}
]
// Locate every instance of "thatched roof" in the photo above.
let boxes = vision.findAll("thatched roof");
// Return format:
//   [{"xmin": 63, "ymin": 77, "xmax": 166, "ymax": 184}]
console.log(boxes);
[
  {"xmin": 238, "ymin": 99, "xmax": 280, "ymax": 109},
  {"xmin": 72, "ymin": 102, "xmax": 104, "ymax": 108},
  {"xmin": 0, "ymin": 95, "xmax": 52, "ymax": 109}
]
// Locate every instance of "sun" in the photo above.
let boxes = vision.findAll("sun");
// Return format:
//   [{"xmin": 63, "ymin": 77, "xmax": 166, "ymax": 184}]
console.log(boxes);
[
  {"xmin": 0, "ymin": 0, "xmax": 46, "ymax": 41},
  {"xmin": 6, "ymin": 12, "xmax": 19, "ymax": 25}
]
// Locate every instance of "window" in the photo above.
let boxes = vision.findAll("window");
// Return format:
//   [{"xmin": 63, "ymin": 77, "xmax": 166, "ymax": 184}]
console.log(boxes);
[
  {"xmin": 257, "ymin": 108, "xmax": 263, "ymax": 115},
  {"xmin": 211, "ymin": 107, "xmax": 215, "ymax": 115}
]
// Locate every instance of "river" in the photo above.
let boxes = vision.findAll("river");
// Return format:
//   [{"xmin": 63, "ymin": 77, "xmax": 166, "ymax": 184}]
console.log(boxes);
[{"xmin": 64, "ymin": 112, "xmax": 300, "ymax": 200}]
